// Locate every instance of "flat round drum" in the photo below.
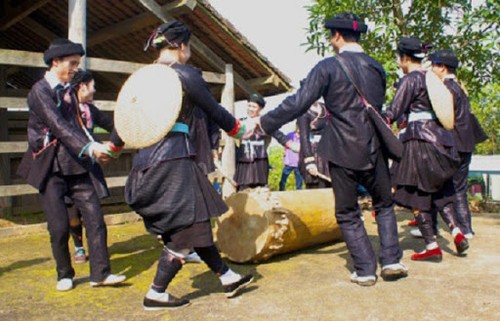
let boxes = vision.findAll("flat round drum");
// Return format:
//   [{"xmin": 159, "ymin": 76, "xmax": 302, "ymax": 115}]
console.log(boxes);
[
  {"xmin": 426, "ymin": 70, "xmax": 454, "ymax": 130},
  {"xmin": 114, "ymin": 64, "xmax": 183, "ymax": 149}
]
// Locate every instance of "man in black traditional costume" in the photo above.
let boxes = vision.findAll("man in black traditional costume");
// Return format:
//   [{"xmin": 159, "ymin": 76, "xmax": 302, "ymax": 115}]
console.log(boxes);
[
  {"xmin": 17, "ymin": 40, "xmax": 126, "ymax": 291},
  {"xmin": 385, "ymin": 38, "xmax": 469, "ymax": 262},
  {"xmin": 256, "ymin": 12, "xmax": 407, "ymax": 286},
  {"xmin": 125, "ymin": 21, "xmax": 254, "ymax": 310},
  {"xmin": 297, "ymin": 100, "xmax": 332, "ymax": 188},
  {"xmin": 428, "ymin": 50, "xmax": 488, "ymax": 238},
  {"xmin": 234, "ymin": 93, "xmax": 293, "ymax": 191}
]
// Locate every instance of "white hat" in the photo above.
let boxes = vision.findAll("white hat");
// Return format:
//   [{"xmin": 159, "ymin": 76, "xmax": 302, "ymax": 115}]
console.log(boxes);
[{"xmin": 114, "ymin": 64, "xmax": 183, "ymax": 149}]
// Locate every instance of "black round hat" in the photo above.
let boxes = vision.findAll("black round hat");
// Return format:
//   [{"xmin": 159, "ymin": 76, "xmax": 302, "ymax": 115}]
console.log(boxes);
[
  {"xmin": 325, "ymin": 13, "xmax": 367, "ymax": 33},
  {"xmin": 429, "ymin": 49, "xmax": 459, "ymax": 68},
  {"xmin": 43, "ymin": 38, "xmax": 85, "ymax": 65},
  {"xmin": 248, "ymin": 93, "xmax": 266, "ymax": 108},
  {"xmin": 397, "ymin": 37, "xmax": 430, "ymax": 58}
]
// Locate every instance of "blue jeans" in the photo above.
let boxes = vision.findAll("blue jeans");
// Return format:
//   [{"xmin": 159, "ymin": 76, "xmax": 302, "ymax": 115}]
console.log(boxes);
[{"xmin": 279, "ymin": 165, "xmax": 303, "ymax": 191}]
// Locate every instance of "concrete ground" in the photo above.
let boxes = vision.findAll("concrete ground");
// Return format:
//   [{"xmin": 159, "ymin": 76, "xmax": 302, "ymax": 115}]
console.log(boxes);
[{"xmin": 0, "ymin": 209, "xmax": 499, "ymax": 321}]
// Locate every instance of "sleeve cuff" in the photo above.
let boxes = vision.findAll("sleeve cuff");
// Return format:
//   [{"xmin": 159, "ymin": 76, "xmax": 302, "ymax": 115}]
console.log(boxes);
[{"xmin": 79, "ymin": 142, "xmax": 93, "ymax": 158}]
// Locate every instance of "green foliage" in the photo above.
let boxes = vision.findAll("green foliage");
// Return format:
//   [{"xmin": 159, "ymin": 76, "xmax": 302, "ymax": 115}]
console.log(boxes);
[
  {"xmin": 304, "ymin": 0, "xmax": 499, "ymax": 153},
  {"xmin": 470, "ymin": 82, "xmax": 500, "ymax": 154}
]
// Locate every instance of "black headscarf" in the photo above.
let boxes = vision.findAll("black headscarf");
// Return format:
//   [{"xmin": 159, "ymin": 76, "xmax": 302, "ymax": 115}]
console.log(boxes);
[
  {"xmin": 325, "ymin": 12, "xmax": 368, "ymax": 33},
  {"xmin": 248, "ymin": 93, "xmax": 266, "ymax": 108},
  {"xmin": 71, "ymin": 69, "xmax": 93, "ymax": 89},
  {"xmin": 397, "ymin": 37, "xmax": 432, "ymax": 59},
  {"xmin": 429, "ymin": 49, "xmax": 459, "ymax": 68},
  {"xmin": 144, "ymin": 20, "xmax": 192, "ymax": 51}
]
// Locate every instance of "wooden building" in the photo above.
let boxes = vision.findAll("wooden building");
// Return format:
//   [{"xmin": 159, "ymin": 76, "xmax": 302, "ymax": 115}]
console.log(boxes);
[{"xmin": 0, "ymin": 0, "xmax": 292, "ymax": 217}]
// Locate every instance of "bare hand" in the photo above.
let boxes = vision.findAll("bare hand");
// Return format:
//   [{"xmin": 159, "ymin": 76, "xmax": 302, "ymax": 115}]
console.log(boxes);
[
  {"xmin": 92, "ymin": 143, "xmax": 112, "ymax": 165},
  {"xmin": 306, "ymin": 163, "xmax": 318, "ymax": 176},
  {"xmin": 240, "ymin": 118, "xmax": 258, "ymax": 139}
]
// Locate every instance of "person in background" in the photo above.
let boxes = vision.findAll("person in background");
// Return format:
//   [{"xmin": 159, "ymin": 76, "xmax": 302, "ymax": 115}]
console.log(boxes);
[
  {"xmin": 17, "ymin": 40, "xmax": 126, "ymax": 291},
  {"xmin": 279, "ymin": 126, "xmax": 303, "ymax": 191},
  {"xmin": 385, "ymin": 38, "xmax": 469, "ymax": 262},
  {"xmin": 298, "ymin": 100, "xmax": 332, "ymax": 189},
  {"xmin": 234, "ymin": 93, "xmax": 293, "ymax": 191},
  {"xmin": 428, "ymin": 49, "xmax": 488, "ymax": 239},
  {"xmin": 66, "ymin": 69, "xmax": 125, "ymax": 265}
]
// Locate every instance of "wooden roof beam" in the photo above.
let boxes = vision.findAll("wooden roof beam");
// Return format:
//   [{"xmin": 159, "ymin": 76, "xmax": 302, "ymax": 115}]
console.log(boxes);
[
  {"xmin": 88, "ymin": 0, "xmax": 197, "ymax": 47},
  {"xmin": 23, "ymin": 17, "xmax": 59, "ymax": 43},
  {"xmin": 138, "ymin": 0, "xmax": 255, "ymax": 95},
  {"xmin": 248, "ymin": 75, "xmax": 280, "ymax": 88},
  {"xmin": 88, "ymin": 12, "xmax": 154, "ymax": 47},
  {"xmin": 0, "ymin": 0, "xmax": 51, "ymax": 31}
]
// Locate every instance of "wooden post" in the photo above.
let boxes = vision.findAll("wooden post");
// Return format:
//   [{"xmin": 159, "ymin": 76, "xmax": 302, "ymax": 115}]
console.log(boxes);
[
  {"xmin": 68, "ymin": 0, "xmax": 87, "ymax": 69},
  {"xmin": 0, "ymin": 67, "xmax": 12, "ymax": 215},
  {"xmin": 220, "ymin": 64, "xmax": 236, "ymax": 197}
]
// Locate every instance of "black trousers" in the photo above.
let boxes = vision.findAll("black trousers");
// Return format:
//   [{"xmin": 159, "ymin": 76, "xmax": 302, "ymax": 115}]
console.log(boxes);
[
  {"xmin": 453, "ymin": 152, "xmax": 473, "ymax": 234},
  {"xmin": 329, "ymin": 153, "xmax": 402, "ymax": 277},
  {"xmin": 39, "ymin": 173, "xmax": 111, "ymax": 281}
]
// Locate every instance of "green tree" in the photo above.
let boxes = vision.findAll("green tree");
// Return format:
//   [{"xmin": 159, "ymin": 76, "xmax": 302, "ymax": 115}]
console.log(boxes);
[{"xmin": 304, "ymin": 0, "xmax": 499, "ymax": 154}]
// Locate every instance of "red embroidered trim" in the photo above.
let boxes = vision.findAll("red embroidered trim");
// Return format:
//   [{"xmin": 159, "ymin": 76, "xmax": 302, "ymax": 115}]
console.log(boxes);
[
  {"xmin": 228, "ymin": 119, "xmax": 241, "ymax": 136},
  {"xmin": 108, "ymin": 143, "xmax": 123, "ymax": 152}
]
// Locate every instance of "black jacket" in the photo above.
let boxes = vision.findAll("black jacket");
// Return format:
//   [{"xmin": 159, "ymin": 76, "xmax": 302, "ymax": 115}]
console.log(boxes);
[
  {"xmin": 444, "ymin": 78, "xmax": 487, "ymax": 153},
  {"xmin": 17, "ymin": 78, "xmax": 115, "ymax": 196},
  {"xmin": 125, "ymin": 62, "xmax": 238, "ymax": 233},
  {"xmin": 386, "ymin": 70, "xmax": 455, "ymax": 147},
  {"xmin": 260, "ymin": 51, "xmax": 386, "ymax": 170}
]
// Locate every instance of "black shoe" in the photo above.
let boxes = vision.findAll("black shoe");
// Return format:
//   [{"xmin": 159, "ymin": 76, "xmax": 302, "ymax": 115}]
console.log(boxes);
[
  {"xmin": 223, "ymin": 274, "xmax": 254, "ymax": 298},
  {"xmin": 143, "ymin": 295, "xmax": 190, "ymax": 310}
]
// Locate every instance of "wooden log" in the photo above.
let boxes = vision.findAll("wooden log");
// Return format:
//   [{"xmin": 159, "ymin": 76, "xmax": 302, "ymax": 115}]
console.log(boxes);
[{"xmin": 215, "ymin": 187, "xmax": 341, "ymax": 263}]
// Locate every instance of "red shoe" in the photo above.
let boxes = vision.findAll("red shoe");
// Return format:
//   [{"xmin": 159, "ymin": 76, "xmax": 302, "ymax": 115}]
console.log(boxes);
[
  {"xmin": 408, "ymin": 219, "xmax": 418, "ymax": 226},
  {"xmin": 411, "ymin": 247, "xmax": 443, "ymax": 262},
  {"xmin": 454, "ymin": 233, "xmax": 469, "ymax": 255}
]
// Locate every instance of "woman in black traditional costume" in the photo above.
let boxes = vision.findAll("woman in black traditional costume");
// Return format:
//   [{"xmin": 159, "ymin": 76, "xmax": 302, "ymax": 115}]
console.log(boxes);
[
  {"xmin": 125, "ymin": 21, "xmax": 254, "ymax": 310},
  {"xmin": 385, "ymin": 38, "xmax": 468, "ymax": 262},
  {"xmin": 234, "ymin": 93, "xmax": 291, "ymax": 191}
]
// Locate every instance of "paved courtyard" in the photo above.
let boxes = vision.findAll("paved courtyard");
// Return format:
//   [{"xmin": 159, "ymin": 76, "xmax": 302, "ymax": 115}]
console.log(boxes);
[{"xmin": 0, "ymin": 210, "xmax": 499, "ymax": 321}]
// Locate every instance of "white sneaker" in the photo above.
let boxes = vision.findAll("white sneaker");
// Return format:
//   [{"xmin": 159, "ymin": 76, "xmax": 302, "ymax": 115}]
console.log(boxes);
[
  {"xmin": 184, "ymin": 252, "xmax": 203, "ymax": 263},
  {"xmin": 410, "ymin": 228, "xmax": 423, "ymax": 238},
  {"xmin": 381, "ymin": 263, "xmax": 409, "ymax": 281},
  {"xmin": 145, "ymin": 288, "xmax": 170, "ymax": 301},
  {"xmin": 464, "ymin": 233, "xmax": 474, "ymax": 239},
  {"xmin": 90, "ymin": 274, "xmax": 126, "ymax": 287},
  {"xmin": 350, "ymin": 272, "xmax": 377, "ymax": 286},
  {"xmin": 410, "ymin": 228, "xmax": 440, "ymax": 238},
  {"xmin": 56, "ymin": 278, "xmax": 74, "ymax": 291}
]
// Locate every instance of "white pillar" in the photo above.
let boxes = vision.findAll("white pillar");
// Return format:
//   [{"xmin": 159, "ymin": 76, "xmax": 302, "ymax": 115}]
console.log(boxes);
[
  {"xmin": 221, "ymin": 64, "xmax": 236, "ymax": 197},
  {"xmin": 68, "ymin": 0, "xmax": 87, "ymax": 69}
]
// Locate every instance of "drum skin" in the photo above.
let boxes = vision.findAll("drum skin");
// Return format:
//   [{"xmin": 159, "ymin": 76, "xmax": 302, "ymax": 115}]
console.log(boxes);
[
  {"xmin": 426, "ymin": 70, "xmax": 455, "ymax": 130},
  {"xmin": 114, "ymin": 64, "xmax": 183, "ymax": 149}
]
